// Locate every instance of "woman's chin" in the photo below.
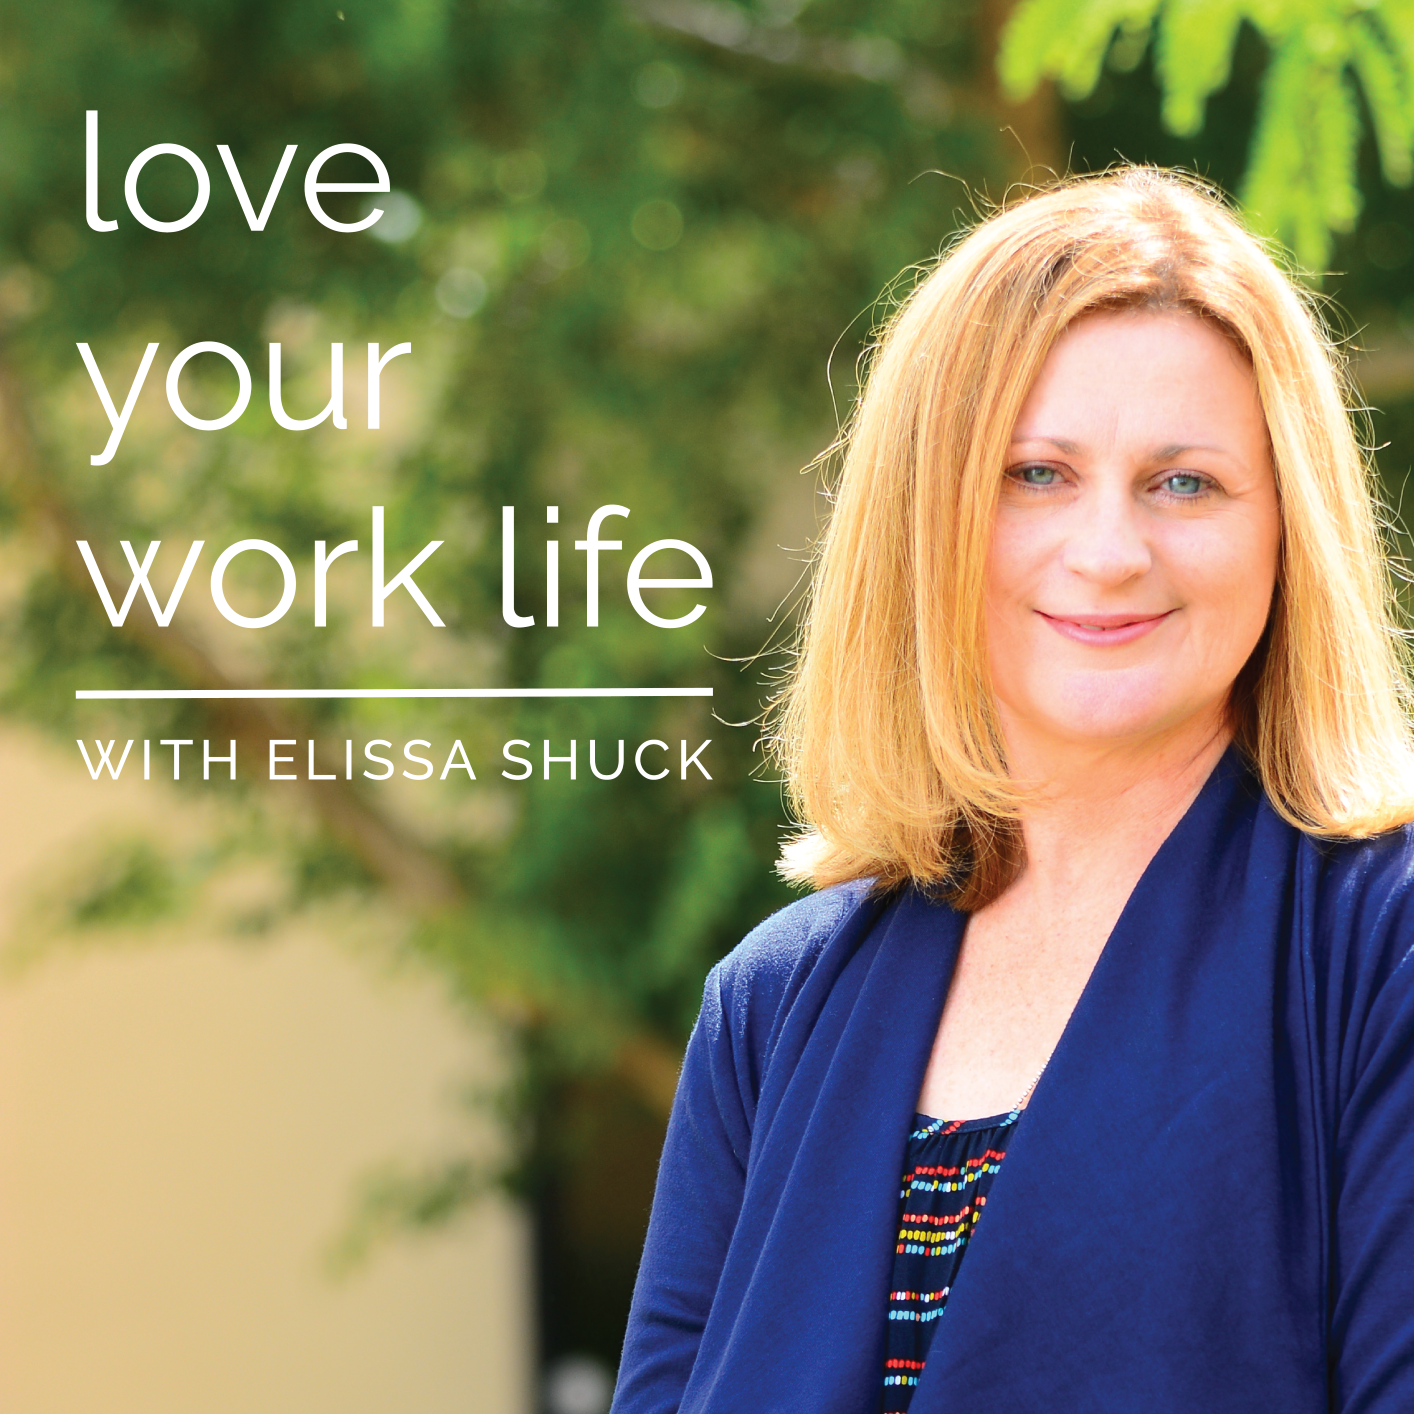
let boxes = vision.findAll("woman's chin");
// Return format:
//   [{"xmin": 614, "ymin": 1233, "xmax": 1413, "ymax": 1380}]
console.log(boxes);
[{"xmin": 1015, "ymin": 678, "xmax": 1219, "ymax": 748}]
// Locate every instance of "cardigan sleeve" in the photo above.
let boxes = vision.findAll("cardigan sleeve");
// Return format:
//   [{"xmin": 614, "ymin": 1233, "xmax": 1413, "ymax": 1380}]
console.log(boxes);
[
  {"xmin": 609, "ymin": 882, "xmax": 872, "ymax": 1413},
  {"xmin": 610, "ymin": 963, "xmax": 752, "ymax": 1414},
  {"xmin": 1327, "ymin": 848, "xmax": 1414, "ymax": 1412}
]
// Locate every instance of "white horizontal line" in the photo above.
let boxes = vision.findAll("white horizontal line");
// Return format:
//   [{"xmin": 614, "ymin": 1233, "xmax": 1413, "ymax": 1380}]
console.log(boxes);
[{"xmin": 76, "ymin": 687, "xmax": 714, "ymax": 700}]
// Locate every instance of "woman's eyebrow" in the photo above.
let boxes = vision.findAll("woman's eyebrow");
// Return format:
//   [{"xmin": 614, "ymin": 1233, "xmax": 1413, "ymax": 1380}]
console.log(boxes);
[
  {"xmin": 1008, "ymin": 435, "xmax": 1082, "ymax": 453},
  {"xmin": 1008, "ymin": 437, "xmax": 1230, "ymax": 460},
  {"xmin": 1149, "ymin": 442, "xmax": 1228, "ymax": 460}
]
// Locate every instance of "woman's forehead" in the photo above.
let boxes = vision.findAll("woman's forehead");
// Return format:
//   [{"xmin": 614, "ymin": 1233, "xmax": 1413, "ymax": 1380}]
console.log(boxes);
[{"xmin": 1011, "ymin": 308, "xmax": 1265, "ymax": 451}]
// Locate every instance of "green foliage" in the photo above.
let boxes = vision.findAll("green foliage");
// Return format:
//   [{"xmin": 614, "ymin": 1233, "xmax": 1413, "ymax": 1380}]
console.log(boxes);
[
  {"xmin": 1000, "ymin": 0, "xmax": 1414, "ymax": 269},
  {"xmin": 1000, "ymin": 0, "xmax": 1160, "ymax": 103},
  {"xmin": 326, "ymin": 1155, "xmax": 492, "ymax": 1277},
  {"xmin": 31, "ymin": 0, "xmax": 1414, "ymax": 1365},
  {"xmin": 1155, "ymin": 0, "xmax": 1247, "ymax": 135},
  {"xmin": 9, "ymin": 0, "xmax": 1414, "ymax": 1370},
  {"xmin": 65, "ymin": 839, "xmax": 177, "ymax": 927},
  {"xmin": 0, "ymin": 0, "xmax": 1009, "ymax": 1360}
]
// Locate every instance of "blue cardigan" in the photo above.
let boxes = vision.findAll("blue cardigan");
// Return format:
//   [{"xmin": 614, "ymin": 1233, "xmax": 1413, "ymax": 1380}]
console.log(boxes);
[{"xmin": 611, "ymin": 750, "xmax": 1414, "ymax": 1412}]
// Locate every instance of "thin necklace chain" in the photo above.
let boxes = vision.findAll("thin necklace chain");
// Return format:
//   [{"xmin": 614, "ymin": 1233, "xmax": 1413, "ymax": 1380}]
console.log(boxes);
[{"xmin": 1008, "ymin": 1049, "xmax": 1057, "ymax": 1118}]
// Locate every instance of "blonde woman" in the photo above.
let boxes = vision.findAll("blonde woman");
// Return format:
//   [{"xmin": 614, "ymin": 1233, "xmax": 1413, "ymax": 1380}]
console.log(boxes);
[{"xmin": 610, "ymin": 168, "xmax": 1414, "ymax": 1414}]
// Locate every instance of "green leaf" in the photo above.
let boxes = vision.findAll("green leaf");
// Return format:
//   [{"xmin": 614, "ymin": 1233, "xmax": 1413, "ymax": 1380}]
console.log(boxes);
[
  {"xmin": 998, "ymin": 0, "xmax": 1091, "ymax": 100},
  {"xmin": 998, "ymin": 0, "xmax": 1414, "ymax": 272},
  {"xmin": 1000, "ymin": 0, "xmax": 1164, "ymax": 101},
  {"xmin": 1242, "ymin": 33, "xmax": 1362, "ymax": 269},
  {"xmin": 1155, "ymin": 0, "xmax": 1248, "ymax": 134},
  {"xmin": 1375, "ymin": 0, "xmax": 1414, "ymax": 79},
  {"xmin": 1352, "ymin": 18, "xmax": 1414, "ymax": 183}
]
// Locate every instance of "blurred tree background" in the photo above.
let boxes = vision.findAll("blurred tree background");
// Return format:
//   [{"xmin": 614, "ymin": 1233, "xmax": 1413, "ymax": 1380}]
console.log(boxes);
[{"xmin": 3, "ymin": 0, "xmax": 1414, "ymax": 1405}]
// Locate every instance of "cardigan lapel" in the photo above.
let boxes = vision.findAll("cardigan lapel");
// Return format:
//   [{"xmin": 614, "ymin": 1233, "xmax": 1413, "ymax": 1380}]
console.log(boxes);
[{"xmin": 910, "ymin": 749, "xmax": 1326, "ymax": 1412}]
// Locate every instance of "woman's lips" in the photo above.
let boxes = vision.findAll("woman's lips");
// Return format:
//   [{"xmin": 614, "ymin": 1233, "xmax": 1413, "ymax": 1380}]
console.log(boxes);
[{"xmin": 1037, "ymin": 609, "xmax": 1174, "ymax": 646}]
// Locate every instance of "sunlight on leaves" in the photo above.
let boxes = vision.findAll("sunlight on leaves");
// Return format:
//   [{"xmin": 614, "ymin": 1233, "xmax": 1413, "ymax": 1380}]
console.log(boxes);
[{"xmin": 1000, "ymin": 0, "xmax": 1414, "ymax": 270}]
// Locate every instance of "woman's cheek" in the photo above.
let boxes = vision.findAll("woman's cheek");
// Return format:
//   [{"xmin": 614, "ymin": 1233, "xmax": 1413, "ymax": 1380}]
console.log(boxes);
[{"xmin": 1166, "ymin": 531, "xmax": 1272, "ymax": 653}]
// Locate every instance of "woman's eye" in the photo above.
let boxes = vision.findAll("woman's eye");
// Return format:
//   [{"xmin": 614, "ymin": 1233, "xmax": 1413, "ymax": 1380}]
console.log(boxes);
[
  {"xmin": 1160, "ymin": 473, "xmax": 1207, "ymax": 496},
  {"xmin": 1014, "ymin": 464, "xmax": 1060, "ymax": 486}
]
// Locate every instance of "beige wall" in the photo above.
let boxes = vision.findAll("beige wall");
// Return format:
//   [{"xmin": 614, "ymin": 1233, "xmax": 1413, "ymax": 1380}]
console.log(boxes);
[{"xmin": 0, "ymin": 730, "xmax": 532, "ymax": 1414}]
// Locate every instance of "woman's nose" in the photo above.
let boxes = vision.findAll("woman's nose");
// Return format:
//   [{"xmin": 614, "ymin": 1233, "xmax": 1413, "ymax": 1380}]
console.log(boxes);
[{"xmin": 1058, "ymin": 486, "xmax": 1153, "ymax": 585}]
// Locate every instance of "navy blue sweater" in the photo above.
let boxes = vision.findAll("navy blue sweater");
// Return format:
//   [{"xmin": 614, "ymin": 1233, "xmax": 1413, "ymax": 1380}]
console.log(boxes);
[{"xmin": 612, "ymin": 749, "xmax": 1414, "ymax": 1412}]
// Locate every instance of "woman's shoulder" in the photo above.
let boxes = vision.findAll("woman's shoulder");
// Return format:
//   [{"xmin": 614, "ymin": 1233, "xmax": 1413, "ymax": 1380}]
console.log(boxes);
[
  {"xmin": 1302, "ymin": 821, "xmax": 1414, "ymax": 911},
  {"xmin": 705, "ymin": 879, "xmax": 880, "ymax": 1040},
  {"xmin": 1298, "ymin": 822, "xmax": 1414, "ymax": 1000},
  {"xmin": 1283, "ymin": 822, "xmax": 1414, "ymax": 1130},
  {"xmin": 720, "ymin": 879, "xmax": 877, "ymax": 978}
]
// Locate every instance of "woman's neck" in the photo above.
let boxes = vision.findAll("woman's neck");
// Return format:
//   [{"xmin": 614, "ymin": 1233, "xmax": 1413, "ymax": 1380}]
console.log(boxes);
[{"xmin": 1003, "ymin": 715, "xmax": 1232, "ymax": 902}]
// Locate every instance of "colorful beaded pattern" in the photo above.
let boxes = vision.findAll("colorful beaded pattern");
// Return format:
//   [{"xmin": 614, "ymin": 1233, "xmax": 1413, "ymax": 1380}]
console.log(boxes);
[{"xmin": 880, "ymin": 1108, "xmax": 1020, "ymax": 1411}]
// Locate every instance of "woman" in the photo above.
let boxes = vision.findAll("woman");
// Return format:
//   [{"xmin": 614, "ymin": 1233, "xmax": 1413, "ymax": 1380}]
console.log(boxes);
[{"xmin": 611, "ymin": 168, "xmax": 1414, "ymax": 1413}]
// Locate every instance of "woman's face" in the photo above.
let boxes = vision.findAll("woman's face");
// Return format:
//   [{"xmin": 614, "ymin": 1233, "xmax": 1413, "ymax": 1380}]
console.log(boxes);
[{"xmin": 985, "ymin": 308, "xmax": 1280, "ymax": 758}]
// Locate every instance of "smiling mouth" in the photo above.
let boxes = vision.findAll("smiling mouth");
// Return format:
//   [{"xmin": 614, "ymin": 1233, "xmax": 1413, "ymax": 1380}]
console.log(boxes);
[{"xmin": 1037, "ymin": 610, "xmax": 1174, "ymax": 646}]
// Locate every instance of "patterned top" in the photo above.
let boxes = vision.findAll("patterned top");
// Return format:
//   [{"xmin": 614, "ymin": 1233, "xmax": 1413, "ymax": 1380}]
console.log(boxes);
[{"xmin": 881, "ymin": 1108, "xmax": 1021, "ymax": 1411}]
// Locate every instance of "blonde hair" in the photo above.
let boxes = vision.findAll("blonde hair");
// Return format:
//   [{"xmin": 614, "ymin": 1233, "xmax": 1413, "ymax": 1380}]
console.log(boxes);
[{"xmin": 773, "ymin": 167, "xmax": 1414, "ymax": 908}]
